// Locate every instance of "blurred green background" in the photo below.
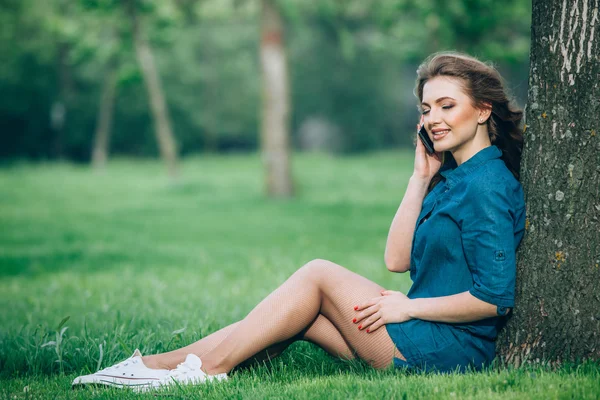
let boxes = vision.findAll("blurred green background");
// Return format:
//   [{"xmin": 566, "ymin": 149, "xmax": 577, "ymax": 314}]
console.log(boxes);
[{"xmin": 0, "ymin": 0, "xmax": 531, "ymax": 162}]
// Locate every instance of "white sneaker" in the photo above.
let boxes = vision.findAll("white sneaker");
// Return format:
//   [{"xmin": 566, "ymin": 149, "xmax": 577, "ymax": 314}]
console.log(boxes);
[
  {"xmin": 72, "ymin": 349, "xmax": 169, "ymax": 391},
  {"xmin": 157, "ymin": 353, "xmax": 227, "ymax": 388}
]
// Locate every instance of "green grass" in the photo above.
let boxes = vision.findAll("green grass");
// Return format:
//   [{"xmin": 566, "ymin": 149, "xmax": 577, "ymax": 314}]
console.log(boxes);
[{"xmin": 1, "ymin": 152, "xmax": 598, "ymax": 399}]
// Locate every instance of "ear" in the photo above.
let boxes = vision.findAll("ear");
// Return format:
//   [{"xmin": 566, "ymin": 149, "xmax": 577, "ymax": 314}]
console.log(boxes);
[{"xmin": 478, "ymin": 102, "xmax": 492, "ymax": 124}]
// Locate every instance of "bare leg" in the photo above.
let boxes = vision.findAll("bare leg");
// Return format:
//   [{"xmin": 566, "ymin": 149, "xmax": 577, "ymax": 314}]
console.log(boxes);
[
  {"xmin": 143, "ymin": 323, "xmax": 240, "ymax": 369},
  {"xmin": 199, "ymin": 259, "xmax": 402, "ymax": 374},
  {"xmin": 302, "ymin": 314, "xmax": 356, "ymax": 361},
  {"xmin": 144, "ymin": 314, "xmax": 355, "ymax": 370},
  {"xmin": 236, "ymin": 313, "xmax": 356, "ymax": 370}
]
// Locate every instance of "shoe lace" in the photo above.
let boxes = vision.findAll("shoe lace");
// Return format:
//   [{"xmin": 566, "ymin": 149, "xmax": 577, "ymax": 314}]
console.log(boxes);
[
  {"xmin": 101, "ymin": 357, "xmax": 138, "ymax": 372},
  {"xmin": 169, "ymin": 360, "xmax": 202, "ymax": 380}
]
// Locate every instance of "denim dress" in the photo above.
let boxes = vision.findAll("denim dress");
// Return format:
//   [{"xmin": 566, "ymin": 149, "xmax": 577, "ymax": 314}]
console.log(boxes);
[{"xmin": 385, "ymin": 145, "xmax": 526, "ymax": 372}]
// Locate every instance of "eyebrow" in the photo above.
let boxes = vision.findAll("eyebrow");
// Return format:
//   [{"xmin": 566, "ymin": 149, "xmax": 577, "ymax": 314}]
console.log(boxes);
[{"xmin": 421, "ymin": 96, "xmax": 456, "ymax": 107}]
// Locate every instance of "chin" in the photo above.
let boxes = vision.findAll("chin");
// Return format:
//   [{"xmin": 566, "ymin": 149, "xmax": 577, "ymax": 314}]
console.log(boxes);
[
  {"xmin": 433, "ymin": 143, "xmax": 452, "ymax": 153},
  {"xmin": 434, "ymin": 137, "xmax": 459, "ymax": 154}
]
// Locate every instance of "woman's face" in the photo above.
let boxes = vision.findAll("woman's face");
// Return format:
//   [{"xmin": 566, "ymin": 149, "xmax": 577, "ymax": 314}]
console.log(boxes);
[{"xmin": 421, "ymin": 76, "xmax": 489, "ymax": 163}]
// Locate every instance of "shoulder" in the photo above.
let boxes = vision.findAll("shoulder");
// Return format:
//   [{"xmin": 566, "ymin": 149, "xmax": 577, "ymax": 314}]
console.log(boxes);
[
  {"xmin": 462, "ymin": 160, "xmax": 526, "ymax": 211},
  {"xmin": 466, "ymin": 160, "xmax": 523, "ymax": 197}
]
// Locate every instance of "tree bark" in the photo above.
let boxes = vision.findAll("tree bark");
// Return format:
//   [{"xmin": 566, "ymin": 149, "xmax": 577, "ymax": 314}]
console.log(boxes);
[
  {"xmin": 92, "ymin": 59, "xmax": 118, "ymax": 170},
  {"xmin": 260, "ymin": 0, "xmax": 294, "ymax": 198},
  {"xmin": 498, "ymin": 0, "xmax": 600, "ymax": 366},
  {"xmin": 126, "ymin": 0, "xmax": 179, "ymax": 179}
]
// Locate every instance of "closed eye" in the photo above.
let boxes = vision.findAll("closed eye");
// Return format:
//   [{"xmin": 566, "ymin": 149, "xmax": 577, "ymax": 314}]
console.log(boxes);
[{"xmin": 421, "ymin": 105, "xmax": 453, "ymax": 115}]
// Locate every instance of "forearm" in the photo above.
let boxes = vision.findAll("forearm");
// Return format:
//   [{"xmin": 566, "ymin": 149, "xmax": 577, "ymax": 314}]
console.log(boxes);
[
  {"xmin": 407, "ymin": 291, "xmax": 499, "ymax": 323},
  {"xmin": 384, "ymin": 175, "xmax": 430, "ymax": 272}
]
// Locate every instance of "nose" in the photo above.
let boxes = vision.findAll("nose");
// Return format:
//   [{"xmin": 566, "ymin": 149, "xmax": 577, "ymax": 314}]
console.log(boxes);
[{"xmin": 427, "ymin": 107, "xmax": 443, "ymax": 127}]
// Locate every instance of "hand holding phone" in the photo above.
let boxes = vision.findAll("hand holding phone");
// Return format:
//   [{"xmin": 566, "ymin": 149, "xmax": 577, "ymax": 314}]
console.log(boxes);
[
  {"xmin": 417, "ymin": 121, "xmax": 435, "ymax": 155},
  {"xmin": 413, "ymin": 116, "xmax": 442, "ymax": 181}
]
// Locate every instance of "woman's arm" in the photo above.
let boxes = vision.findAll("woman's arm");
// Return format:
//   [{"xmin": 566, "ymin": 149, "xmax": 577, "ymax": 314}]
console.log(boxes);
[
  {"xmin": 386, "ymin": 118, "xmax": 442, "ymax": 273},
  {"xmin": 384, "ymin": 175, "xmax": 430, "ymax": 273},
  {"xmin": 353, "ymin": 290, "xmax": 505, "ymax": 332},
  {"xmin": 407, "ymin": 291, "xmax": 503, "ymax": 323}
]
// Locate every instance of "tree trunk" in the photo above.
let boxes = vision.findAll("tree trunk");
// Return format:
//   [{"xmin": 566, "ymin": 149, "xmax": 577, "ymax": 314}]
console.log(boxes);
[
  {"xmin": 126, "ymin": 0, "xmax": 179, "ymax": 179},
  {"xmin": 51, "ymin": 43, "xmax": 74, "ymax": 159},
  {"xmin": 92, "ymin": 59, "xmax": 118, "ymax": 170},
  {"xmin": 498, "ymin": 0, "xmax": 600, "ymax": 366},
  {"xmin": 260, "ymin": 0, "xmax": 294, "ymax": 198}
]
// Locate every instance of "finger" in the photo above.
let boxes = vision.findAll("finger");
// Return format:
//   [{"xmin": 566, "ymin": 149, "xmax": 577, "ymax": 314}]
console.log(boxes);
[
  {"xmin": 381, "ymin": 290, "xmax": 403, "ymax": 296},
  {"xmin": 358, "ymin": 311, "xmax": 381, "ymax": 331},
  {"xmin": 415, "ymin": 133, "xmax": 424, "ymax": 153},
  {"xmin": 353, "ymin": 304, "xmax": 379, "ymax": 325},
  {"xmin": 353, "ymin": 297, "xmax": 380, "ymax": 312},
  {"xmin": 366, "ymin": 318, "xmax": 386, "ymax": 333}
]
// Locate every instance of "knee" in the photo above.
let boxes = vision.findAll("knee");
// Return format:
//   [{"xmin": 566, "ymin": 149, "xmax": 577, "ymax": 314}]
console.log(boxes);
[{"xmin": 297, "ymin": 259, "xmax": 343, "ymax": 283}]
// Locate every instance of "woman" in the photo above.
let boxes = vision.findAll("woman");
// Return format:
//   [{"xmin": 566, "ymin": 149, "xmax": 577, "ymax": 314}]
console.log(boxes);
[{"xmin": 72, "ymin": 51, "xmax": 526, "ymax": 390}]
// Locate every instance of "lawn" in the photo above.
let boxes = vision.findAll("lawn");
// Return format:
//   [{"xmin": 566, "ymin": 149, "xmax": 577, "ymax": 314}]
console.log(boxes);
[{"xmin": 1, "ymin": 152, "xmax": 598, "ymax": 399}]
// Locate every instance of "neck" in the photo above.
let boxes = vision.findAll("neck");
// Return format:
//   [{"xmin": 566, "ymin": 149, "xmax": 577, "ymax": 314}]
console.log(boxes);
[{"xmin": 451, "ymin": 130, "xmax": 492, "ymax": 166}]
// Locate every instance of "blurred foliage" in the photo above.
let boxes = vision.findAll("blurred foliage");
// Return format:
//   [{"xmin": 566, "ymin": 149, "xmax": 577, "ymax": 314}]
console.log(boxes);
[{"xmin": 0, "ymin": 0, "xmax": 531, "ymax": 161}]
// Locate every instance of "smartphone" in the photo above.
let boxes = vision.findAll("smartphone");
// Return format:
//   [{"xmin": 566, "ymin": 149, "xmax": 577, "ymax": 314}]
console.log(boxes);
[{"xmin": 417, "ymin": 122, "xmax": 435, "ymax": 155}]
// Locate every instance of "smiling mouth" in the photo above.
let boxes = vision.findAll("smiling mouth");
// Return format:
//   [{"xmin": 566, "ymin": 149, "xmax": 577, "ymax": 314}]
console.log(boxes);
[{"xmin": 432, "ymin": 129, "xmax": 450, "ymax": 140}]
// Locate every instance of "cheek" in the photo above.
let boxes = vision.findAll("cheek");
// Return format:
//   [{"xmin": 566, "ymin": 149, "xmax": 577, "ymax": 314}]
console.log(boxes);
[{"xmin": 447, "ymin": 107, "xmax": 476, "ymax": 128}]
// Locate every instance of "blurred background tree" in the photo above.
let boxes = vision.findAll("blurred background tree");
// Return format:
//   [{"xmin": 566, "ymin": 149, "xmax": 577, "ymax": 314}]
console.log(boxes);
[
  {"xmin": 260, "ymin": 0, "xmax": 293, "ymax": 197},
  {"xmin": 0, "ymin": 0, "xmax": 531, "ymax": 163}
]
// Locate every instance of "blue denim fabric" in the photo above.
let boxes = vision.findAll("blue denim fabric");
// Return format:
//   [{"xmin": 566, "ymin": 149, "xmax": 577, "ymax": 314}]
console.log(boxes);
[{"xmin": 386, "ymin": 145, "xmax": 526, "ymax": 372}]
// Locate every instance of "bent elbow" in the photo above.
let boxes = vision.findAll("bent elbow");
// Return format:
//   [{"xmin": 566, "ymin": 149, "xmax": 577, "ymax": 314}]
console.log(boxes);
[{"xmin": 384, "ymin": 255, "xmax": 410, "ymax": 273}]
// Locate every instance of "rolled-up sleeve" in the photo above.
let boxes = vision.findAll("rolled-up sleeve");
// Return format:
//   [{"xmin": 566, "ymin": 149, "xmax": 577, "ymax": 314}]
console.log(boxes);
[{"xmin": 460, "ymin": 178, "xmax": 525, "ymax": 315}]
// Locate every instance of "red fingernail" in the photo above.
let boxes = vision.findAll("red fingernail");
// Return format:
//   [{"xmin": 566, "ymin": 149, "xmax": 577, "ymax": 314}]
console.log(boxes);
[
  {"xmin": 352, "ymin": 318, "xmax": 357, "ymax": 323},
  {"xmin": 354, "ymin": 306, "xmax": 358, "ymax": 310},
  {"xmin": 358, "ymin": 325, "xmax": 362, "ymax": 330},
  {"xmin": 366, "ymin": 329, "xmax": 370, "ymax": 333}
]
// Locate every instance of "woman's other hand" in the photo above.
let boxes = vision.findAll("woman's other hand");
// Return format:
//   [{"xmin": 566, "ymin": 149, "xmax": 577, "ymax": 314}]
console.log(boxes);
[
  {"xmin": 414, "ymin": 115, "xmax": 443, "ymax": 181},
  {"xmin": 352, "ymin": 290, "xmax": 412, "ymax": 333}
]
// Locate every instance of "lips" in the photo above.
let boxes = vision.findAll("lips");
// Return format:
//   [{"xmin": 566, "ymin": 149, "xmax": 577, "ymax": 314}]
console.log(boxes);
[{"xmin": 432, "ymin": 129, "xmax": 450, "ymax": 140}]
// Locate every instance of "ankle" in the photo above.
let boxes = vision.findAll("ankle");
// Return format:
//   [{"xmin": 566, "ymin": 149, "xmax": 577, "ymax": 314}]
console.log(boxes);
[
  {"xmin": 201, "ymin": 357, "xmax": 229, "ymax": 376},
  {"xmin": 142, "ymin": 355, "xmax": 172, "ymax": 370}
]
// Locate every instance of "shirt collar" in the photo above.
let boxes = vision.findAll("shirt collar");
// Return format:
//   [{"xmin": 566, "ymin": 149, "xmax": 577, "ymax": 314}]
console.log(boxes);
[{"xmin": 440, "ymin": 145, "xmax": 502, "ymax": 188}]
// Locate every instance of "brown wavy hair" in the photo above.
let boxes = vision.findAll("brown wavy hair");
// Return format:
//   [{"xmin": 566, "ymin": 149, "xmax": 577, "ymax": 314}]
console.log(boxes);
[{"xmin": 415, "ymin": 51, "xmax": 524, "ymax": 194}]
